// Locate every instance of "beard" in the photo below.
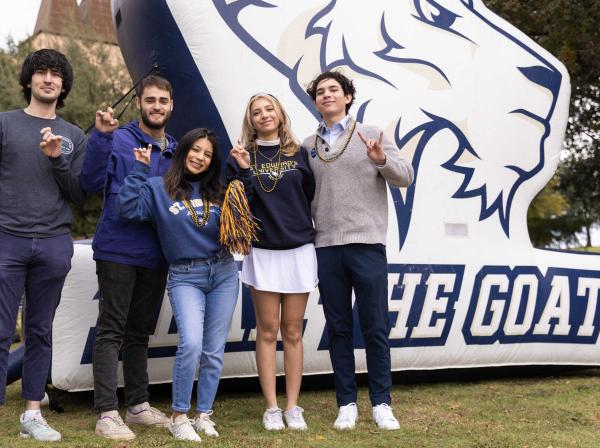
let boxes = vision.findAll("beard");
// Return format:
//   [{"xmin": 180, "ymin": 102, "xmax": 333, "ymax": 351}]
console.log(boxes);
[{"xmin": 140, "ymin": 108, "xmax": 172, "ymax": 130}]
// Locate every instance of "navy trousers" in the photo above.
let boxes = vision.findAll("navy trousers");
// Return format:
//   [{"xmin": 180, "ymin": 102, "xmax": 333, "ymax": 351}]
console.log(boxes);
[
  {"xmin": 316, "ymin": 243, "xmax": 392, "ymax": 407},
  {"xmin": 0, "ymin": 230, "xmax": 73, "ymax": 405}
]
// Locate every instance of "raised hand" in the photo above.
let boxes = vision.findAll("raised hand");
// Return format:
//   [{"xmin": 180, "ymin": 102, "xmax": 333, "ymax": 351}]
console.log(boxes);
[
  {"xmin": 358, "ymin": 130, "xmax": 386, "ymax": 165},
  {"xmin": 39, "ymin": 127, "xmax": 63, "ymax": 158},
  {"xmin": 133, "ymin": 144, "xmax": 152, "ymax": 165},
  {"xmin": 95, "ymin": 106, "xmax": 119, "ymax": 133},
  {"xmin": 230, "ymin": 140, "xmax": 251, "ymax": 169}
]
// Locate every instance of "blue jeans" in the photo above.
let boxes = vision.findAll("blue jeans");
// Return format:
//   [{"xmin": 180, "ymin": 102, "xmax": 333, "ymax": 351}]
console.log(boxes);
[{"xmin": 167, "ymin": 257, "xmax": 239, "ymax": 413}]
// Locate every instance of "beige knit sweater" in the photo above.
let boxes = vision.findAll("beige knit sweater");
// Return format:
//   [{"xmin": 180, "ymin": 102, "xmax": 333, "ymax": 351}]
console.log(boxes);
[{"xmin": 302, "ymin": 117, "xmax": 414, "ymax": 248}]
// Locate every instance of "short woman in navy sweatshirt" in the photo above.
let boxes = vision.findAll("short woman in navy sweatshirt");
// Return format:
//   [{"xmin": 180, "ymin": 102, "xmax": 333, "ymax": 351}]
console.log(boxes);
[
  {"xmin": 118, "ymin": 128, "xmax": 238, "ymax": 442},
  {"xmin": 226, "ymin": 93, "xmax": 316, "ymax": 431}
]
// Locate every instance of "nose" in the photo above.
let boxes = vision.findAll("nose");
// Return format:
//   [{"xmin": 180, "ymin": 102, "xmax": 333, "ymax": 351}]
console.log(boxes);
[{"xmin": 43, "ymin": 70, "xmax": 53, "ymax": 82}]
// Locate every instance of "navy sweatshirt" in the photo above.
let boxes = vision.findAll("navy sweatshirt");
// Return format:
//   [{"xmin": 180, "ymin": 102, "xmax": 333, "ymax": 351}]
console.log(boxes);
[
  {"xmin": 118, "ymin": 161, "xmax": 223, "ymax": 265},
  {"xmin": 226, "ymin": 142, "xmax": 315, "ymax": 250}
]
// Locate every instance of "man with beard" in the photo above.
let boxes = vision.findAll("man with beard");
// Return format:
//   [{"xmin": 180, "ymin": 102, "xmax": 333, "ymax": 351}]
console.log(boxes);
[
  {"xmin": 0, "ymin": 48, "xmax": 85, "ymax": 441},
  {"xmin": 79, "ymin": 75, "xmax": 176, "ymax": 441}
]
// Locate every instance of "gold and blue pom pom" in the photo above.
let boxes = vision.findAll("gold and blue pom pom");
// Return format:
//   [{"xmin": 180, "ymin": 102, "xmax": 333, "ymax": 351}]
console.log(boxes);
[{"xmin": 220, "ymin": 180, "xmax": 259, "ymax": 255}]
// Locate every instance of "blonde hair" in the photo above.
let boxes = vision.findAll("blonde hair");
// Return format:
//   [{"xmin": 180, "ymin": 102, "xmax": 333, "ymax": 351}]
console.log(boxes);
[{"xmin": 241, "ymin": 93, "xmax": 299, "ymax": 156}]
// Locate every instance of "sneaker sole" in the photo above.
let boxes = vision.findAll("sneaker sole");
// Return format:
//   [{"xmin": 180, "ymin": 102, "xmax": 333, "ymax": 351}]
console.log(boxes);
[
  {"xmin": 94, "ymin": 429, "xmax": 136, "ymax": 441},
  {"xmin": 169, "ymin": 432, "xmax": 202, "ymax": 442},
  {"xmin": 196, "ymin": 427, "xmax": 219, "ymax": 437},
  {"xmin": 199, "ymin": 431, "xmax": 219, "ymax": 437},
  {"xmin": 20, "ymin": 432, "xmax": 61, "ymax": 441},
  {"xmin": 126, "ymin": 419, "xmax": 170, "ymax": 428},
  {"xmin": 334, "ymin": 419, "xmax": 357, "ymax": 430}
]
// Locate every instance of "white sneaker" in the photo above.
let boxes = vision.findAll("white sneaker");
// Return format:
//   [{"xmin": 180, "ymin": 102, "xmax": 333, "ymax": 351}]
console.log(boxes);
[
  {"xmin": 334, "ymin": 403, "xmax": 358, "ymax": 430},
  {"xmin": 126, "ymin": 402, "xmax": 170, "ymax": 427},
  {"xmin": 284, "ymin": 406, "xmax": 307, "ymax": 430},
  {"xmin": 20, "ymin": 413, "xmax": 62, "ymax": 441},
  {"xmin": 372, "ymin": 403, "xmax": 400, "ymax": 430},
  {"xmin": 263, "ymin": 407, "xmax": 285, "ymax": 431},
  {"xmin": 95, "ymin": 413, "xmax": 136, "ymax": 440},
  {"xmin": 193, "ymin": 411, "xmax": 219, "ymax": 437},
  {"xmin": 169, "ymin": 414, "xmax": 201, "ymax": 442}
]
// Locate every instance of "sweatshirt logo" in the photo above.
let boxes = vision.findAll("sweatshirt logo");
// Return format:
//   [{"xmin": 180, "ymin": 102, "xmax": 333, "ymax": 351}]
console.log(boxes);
[
  {"xmin": 169, "ymin": 199, "xmax": 219, "ymax": 216},
  {"xmin": 251, "ymin": 160, "xmax": 298, "ymax": 181},
  {"xmin": 60, "ymin": 137, "xmax": 74, "ymax": 155}
]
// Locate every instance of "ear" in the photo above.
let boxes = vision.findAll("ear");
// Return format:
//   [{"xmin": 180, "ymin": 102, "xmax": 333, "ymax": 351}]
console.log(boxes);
[
  {"xmin": 344, "ymin": 94, "xmax": 352, "ymax": 104},
  {"xmin": 135, "ymin": 96, "xmax": 141, "ymax": 111}
]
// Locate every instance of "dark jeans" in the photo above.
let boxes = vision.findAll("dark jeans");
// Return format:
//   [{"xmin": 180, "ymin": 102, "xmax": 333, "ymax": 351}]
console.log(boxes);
[
  {"xmin": 0, "ymin": 230, "xmax": 73, "ymax": 405},
  {"xmin": 92, "ymin": 260, "xmax": 167, "ymax": 413},
  {"xmin": 316, "ymin": 243, "xmax": 392, "ymax": 407}
]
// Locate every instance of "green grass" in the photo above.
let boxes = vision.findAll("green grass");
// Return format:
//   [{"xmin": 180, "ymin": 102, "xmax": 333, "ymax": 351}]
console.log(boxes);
[{"xmin": 2, "ymin": 368, "xmax": 600, "ymax": 447}]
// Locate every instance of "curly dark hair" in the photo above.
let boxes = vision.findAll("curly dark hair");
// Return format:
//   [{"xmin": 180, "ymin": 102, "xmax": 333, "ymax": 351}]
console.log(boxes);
[
  {"xmin": 306, "ymin": 70, "xmax": 356, "ymax": 114},
  {"xmin": 163, "ymin": 128, "xmax": 224, "ymax": 204},
  {"xmin": 19, "ymin": 49, "xmax": 73, "ymax": 109}
]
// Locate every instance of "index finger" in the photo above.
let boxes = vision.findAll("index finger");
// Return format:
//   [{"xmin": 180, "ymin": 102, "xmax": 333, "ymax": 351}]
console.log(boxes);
[
  {"xmin": 40, "ymin": 127, "xmax": 51, "ymax": 134},
  {"xmin": 378, "ymin": 131, "xmax": 384, "ymax": 145},
  {"xmin": 357, "ymin": 131, "xmax": 368, "ymax": 146}
]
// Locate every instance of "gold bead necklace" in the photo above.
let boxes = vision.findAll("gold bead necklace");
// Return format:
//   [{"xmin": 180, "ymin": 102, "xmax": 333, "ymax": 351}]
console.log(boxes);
[
  {"xmin": 182, "ymin": 194, "xmax": 210, "ymax": 227},
  {"xmin": 252, "ymin": 142, "xmax": 283, "ymax": 193},
  {"xmin": 314, "ymin": 120, "xmax": 357, "ymax": 163}
]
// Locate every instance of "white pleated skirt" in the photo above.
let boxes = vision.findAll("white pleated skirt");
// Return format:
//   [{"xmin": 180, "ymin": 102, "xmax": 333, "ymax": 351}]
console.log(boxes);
[{"xmin": 241, "ymin": 243, "xmax": 318, "ymax": 293}]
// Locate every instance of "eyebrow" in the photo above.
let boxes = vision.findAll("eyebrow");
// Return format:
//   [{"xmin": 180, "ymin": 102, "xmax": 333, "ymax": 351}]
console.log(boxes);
[
  {"xmin": 251, "ymin": 105, "xmax": 273, "ymax": 113},
  {"xmin": 191, "ymin": 145, "xmax": 212, "ymax": 152},
  {"xmin": 143, "ymin": 96, "xmax": 171, "ymax": 101}
]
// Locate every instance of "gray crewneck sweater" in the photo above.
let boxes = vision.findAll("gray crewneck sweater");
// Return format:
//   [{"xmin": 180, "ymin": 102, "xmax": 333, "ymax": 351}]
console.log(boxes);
[
  {"xmin": 302, "ymin": 117, "xmax": 413, "ymax": 248},
  {"xmin": 0, "ymin": 109, "xmax": 86, "ymax": 237}
]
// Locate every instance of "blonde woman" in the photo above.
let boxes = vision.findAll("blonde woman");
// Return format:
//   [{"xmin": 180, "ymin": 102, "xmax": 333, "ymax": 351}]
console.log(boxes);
[{"xmin": 226, "ymin": 93, "xmax": 316, "ymax": 431}]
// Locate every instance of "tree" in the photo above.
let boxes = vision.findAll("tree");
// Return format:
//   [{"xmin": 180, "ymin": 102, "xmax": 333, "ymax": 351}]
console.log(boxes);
[{"xmin": 527, "ymin": 177, "xmax": 576, "ymax": 247}]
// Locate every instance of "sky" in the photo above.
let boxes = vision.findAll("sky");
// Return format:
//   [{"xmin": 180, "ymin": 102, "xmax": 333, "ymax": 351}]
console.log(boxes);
[{"xmin": 0, "ymin": 0, "xmax": 43, "ymax": 49}]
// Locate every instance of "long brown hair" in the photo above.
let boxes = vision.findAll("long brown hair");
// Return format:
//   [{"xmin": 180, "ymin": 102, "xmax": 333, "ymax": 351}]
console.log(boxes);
[
  {"xmin": 163, "ymin": 128, "xmax": 223, "ymax": 204},
  {"xmin": 240, "ymin": 93, "xmax": 299, "ymax": 156}
]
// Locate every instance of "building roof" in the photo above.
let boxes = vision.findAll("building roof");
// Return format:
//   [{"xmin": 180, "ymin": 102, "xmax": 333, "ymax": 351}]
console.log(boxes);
[{"xmin": 33, "ymin": 0, "xmax": 117, "ymax": 45}]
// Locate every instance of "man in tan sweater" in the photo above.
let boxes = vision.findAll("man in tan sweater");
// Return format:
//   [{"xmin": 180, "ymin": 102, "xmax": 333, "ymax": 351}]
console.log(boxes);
[{"xmin": 303, "ymin": 70, "xmax": 413, "ymax": 431}]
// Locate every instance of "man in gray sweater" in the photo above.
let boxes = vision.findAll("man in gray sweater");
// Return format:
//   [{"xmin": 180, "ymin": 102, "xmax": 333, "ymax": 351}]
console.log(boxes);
[
  {"xmin": 0, "ymin": 49, "xmax": 86, "ymax": 441},
  {"xmin": 303, "ymin": 71, "xmax": 413, "ymax": 431}
]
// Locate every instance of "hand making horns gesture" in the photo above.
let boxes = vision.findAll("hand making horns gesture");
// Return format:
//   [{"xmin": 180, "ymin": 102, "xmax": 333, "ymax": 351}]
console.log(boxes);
[
  {"xmin": 39, "ymin": 127, "xmax": 63, "ymax": 158},
  {"xmin": 358, "ymin": 130, "xmax": 386, "ymax": 166},
  {"xmin": 230, "ymin": 139, "xmax": 250, "ymax": 169},
  {"xmin": 133, "ymin": 144, "xmax": 152, "ymax": 165},
  {"xmin": 95, "ymin": 106, "xmax": 119, "ymax": 133}
]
